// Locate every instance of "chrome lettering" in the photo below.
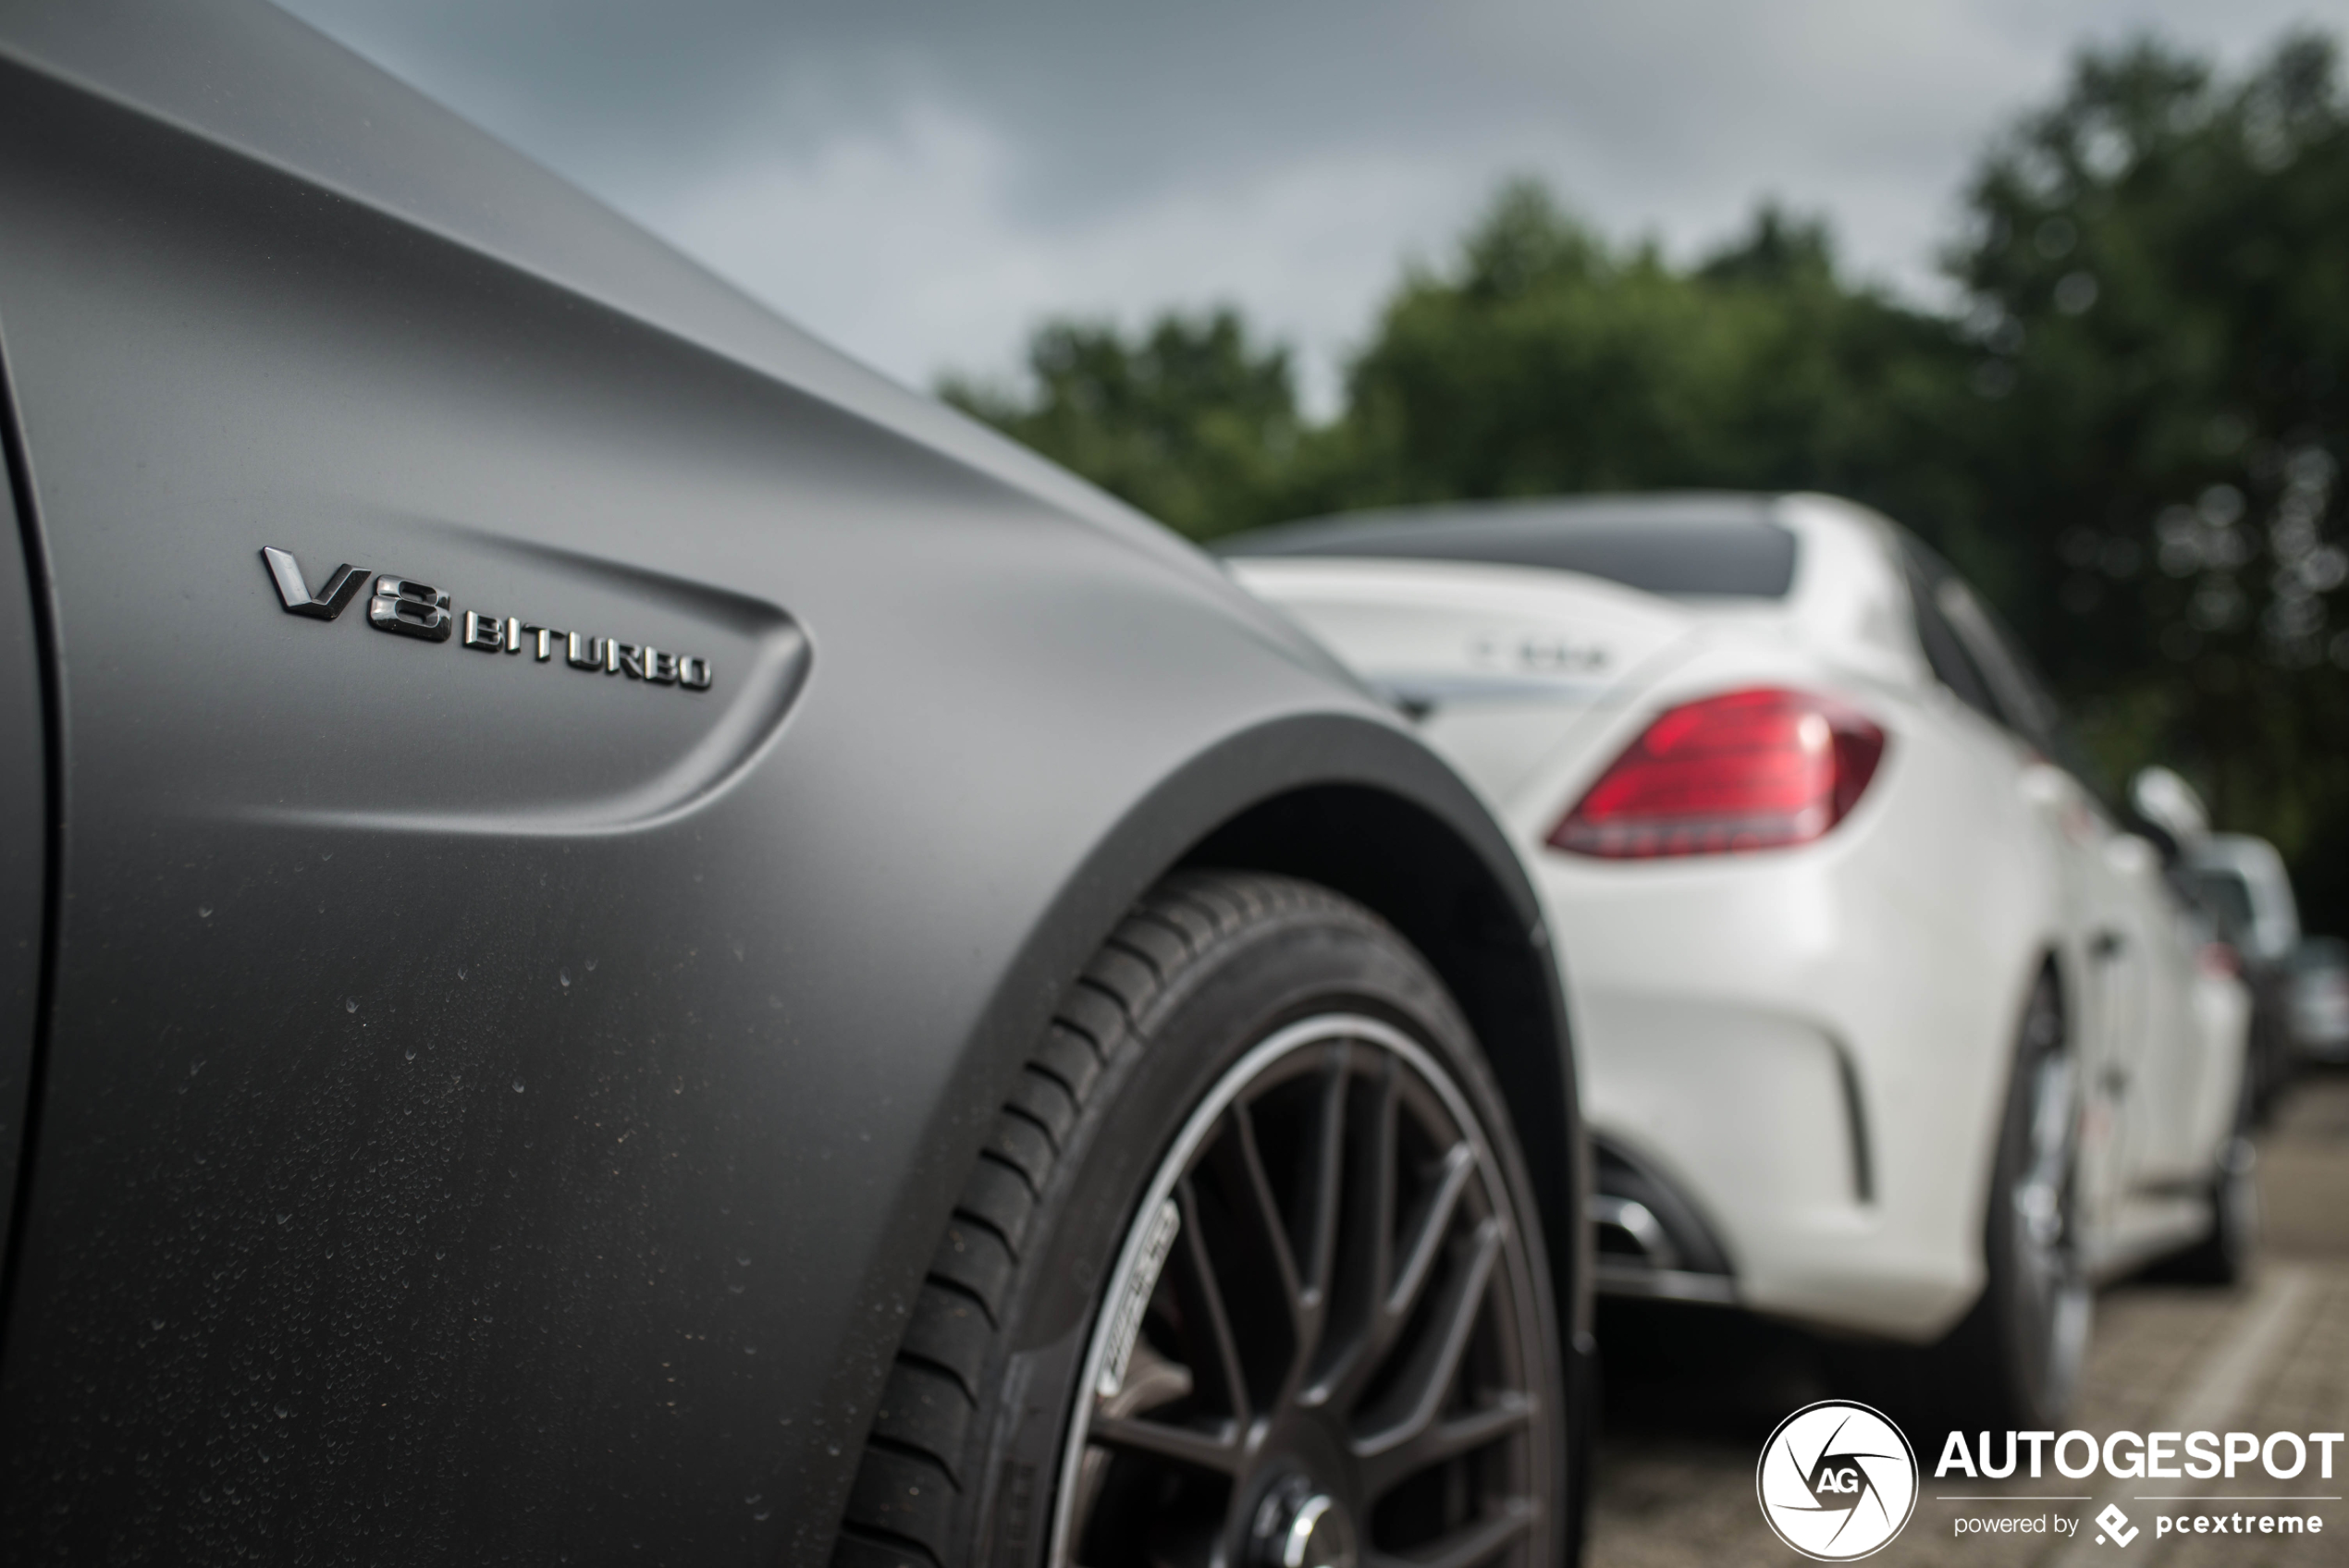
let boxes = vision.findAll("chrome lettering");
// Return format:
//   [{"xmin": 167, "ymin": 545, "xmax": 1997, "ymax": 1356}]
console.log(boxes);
[
  {"xmin": 369, "ymin": 576, "xmax": 453, "ymax": 642},
  {"xmin": 261, "ymin": 546, "xmax": 367, "ymax": 620}
]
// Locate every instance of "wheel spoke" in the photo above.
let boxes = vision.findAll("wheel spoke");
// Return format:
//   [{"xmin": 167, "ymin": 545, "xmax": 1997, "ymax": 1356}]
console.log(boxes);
[
  {"xmin": 1307, "ymin": 1057, "xmax": 1398, "ymax": 1401},
  {"xmin": 1226, "ymin": 1104, "xmax": 1307, "ymax": 1332},
  {"xmin": 1365, "ymin": 1501, "xmax": 1533, "ymax": 1568},
  {"xmin": 1361, "ymin": 1053, "xmax": 1399, "ymax": 1304},
  {"xmin": 1388, "ymin": 1142, "xmax": 1476, "ymax": 1321},
  {"xmin": 1354, "ymin": 1218, "xmax": 1502, "ymax": 1456},
  {"xmin": 1088, "ymin": 1412, "xmax": 1244, "ymax": 1476},
  {"xmin": 1359, "ymin": 1393, "xmax": 1533, "ymax": 1496},
  {"xmin": 1329, "ymin": 1138, "xmax": 1476, "ymax": 1409},
  {"xmin": 1172, "ymin": 1175, "xmax": 1251, "ymax": 1422},
  {"xmin": 1300, "ymin": 1047, "xmax": 1349, "ymax": 1310}
]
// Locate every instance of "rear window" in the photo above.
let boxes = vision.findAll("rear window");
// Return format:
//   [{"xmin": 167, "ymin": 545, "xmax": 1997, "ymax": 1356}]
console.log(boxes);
[
  {"xmin": 1220, "ymin": 496, "xmax": 1799, "ymax": 600},
  {"xmin": 2195, "ymin": 870, "xmax": 2257, "ymax": 944}
]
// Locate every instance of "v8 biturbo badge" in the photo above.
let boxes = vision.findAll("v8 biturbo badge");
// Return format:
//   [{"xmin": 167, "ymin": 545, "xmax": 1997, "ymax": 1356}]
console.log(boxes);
[{"xmin": 262, "ymin": 545, "xmax": 713, "ymax": 690}]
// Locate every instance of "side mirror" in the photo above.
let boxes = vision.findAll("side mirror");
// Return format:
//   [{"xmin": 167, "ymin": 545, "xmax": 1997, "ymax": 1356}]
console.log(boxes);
[{"xmin": 2130, "ymin": 766, "xmax": 2209, "ymax": 850}]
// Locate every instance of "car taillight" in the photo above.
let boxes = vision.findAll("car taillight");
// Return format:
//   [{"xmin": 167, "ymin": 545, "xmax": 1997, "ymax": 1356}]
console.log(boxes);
[{"xmin": 1549, "ymin": 687, "xmax": 1887, "ymax": 859}]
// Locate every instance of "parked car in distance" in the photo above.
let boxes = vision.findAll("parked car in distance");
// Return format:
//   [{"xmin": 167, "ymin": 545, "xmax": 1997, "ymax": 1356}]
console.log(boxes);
[
  {"xmin": 2289, "ymin": 937, "xmax": 2349, "ymax": 1065},
  {"xmin": 2189, "ymin": 836, "xmax": 2299, "ymax": 965},
  {"xmin": 2189, "ymin": 832, "xmax": 2305, "ymax": 1112},
  {"xmin": 1225, "ymin": 491, "xmax": 2256, "ymax": 1431},
  {"xmin": 0, "ymin": 5, "xmax": 1593, "ymax": 1563}
]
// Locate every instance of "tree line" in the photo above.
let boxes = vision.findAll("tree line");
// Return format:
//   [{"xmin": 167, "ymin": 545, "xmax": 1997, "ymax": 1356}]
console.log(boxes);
[{"xmin": 943, "ymin": 32, "xmax": 2349, "ymax": 935}]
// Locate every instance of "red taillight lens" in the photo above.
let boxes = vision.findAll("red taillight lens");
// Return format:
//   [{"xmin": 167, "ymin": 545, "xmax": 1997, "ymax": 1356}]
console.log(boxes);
[{"xmin": 1549, "ymin": 687, "xmax": 1887, "ymax": 859}]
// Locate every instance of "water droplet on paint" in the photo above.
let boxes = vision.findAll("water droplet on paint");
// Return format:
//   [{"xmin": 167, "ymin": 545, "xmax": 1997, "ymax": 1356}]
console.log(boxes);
[
  {"xmin": 344, "ymin": 998, "xmax": 357, "ymax": 1013},
  {"xmin": 559, "ymin": 969, "xmax": 571, "ymax": 988},
  {"xmin": 513, "ymin": 1079, "xmax": 525, "ymax": 1094}
]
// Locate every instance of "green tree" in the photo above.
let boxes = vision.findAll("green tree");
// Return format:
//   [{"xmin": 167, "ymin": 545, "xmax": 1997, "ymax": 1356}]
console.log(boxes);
[
  {"xmin": 1942, "ymin": 31, "xmax": 2349, "ymax": 903},
  {"xmin": 940, "ymin": 308, "xmax": 1309, "ymax": 539},
  {"xmin": 1334, "ymin": 181, "xmax": 1969, "ymax": 537}
]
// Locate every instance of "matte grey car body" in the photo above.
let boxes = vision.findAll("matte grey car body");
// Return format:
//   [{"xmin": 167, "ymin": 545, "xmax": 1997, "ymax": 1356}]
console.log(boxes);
[{"xmin": 0, "ymin": 3, "xmax": 1589, "ymax": 1561}]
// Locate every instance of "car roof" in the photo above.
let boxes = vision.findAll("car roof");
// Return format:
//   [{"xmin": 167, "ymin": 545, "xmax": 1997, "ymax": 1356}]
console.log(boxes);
[
  {"xmin": 1219, "ymin": 493, "xmax": 1799, "ymax": 600},
  {"xmin": 1229, "ymin": 492, "xmax": 1944, "ymax": 698}
]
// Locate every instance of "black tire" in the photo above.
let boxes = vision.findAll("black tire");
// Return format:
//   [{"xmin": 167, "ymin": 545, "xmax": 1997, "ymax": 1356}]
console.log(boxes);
[
  {"xmin": 830, "ymin": 871, "xmax": 1568, "ymax": 1568},
  {"xmin": 2156, "ymin": 1060, "xmax": 2258, "ymax": 1285},
  {"xmin": 2159, "ymin": 1138, "xmax": 2257, "ymax": 1284},
  {"xmin": 1925, "ymin": 970, "xmax": 2090, "ymax": 1430}
]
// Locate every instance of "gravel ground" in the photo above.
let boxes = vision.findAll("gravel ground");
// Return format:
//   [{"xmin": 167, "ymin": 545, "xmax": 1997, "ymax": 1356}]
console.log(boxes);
[{"xmin": 1585, "ymin": 1072, "xmax": 2349, "ymax": 1568}]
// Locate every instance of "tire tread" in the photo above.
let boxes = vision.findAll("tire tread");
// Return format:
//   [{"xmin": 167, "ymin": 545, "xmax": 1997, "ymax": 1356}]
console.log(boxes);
[{"xmin": 830, "ymin": 872, "xmax": 1354, "ymax": 1564}]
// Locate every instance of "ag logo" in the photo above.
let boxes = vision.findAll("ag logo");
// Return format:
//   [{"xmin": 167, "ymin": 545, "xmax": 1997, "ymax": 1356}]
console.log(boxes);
[{"xmin": 1755, "ymin": 1400, "xmax": 1919, "ymax": 1561}]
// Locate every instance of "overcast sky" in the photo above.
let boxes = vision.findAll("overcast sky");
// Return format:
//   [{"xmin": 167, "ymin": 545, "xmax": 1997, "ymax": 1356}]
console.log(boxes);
[{"xmin": 276, "ymin": 0, "xmax": 2346, "ymax": 414}]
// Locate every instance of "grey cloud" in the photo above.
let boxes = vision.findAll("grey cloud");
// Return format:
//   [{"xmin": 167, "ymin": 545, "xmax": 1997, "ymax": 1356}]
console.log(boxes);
[{"xmin": 275, "ymin": 0, "xmax": 2349, "ymax": 399}]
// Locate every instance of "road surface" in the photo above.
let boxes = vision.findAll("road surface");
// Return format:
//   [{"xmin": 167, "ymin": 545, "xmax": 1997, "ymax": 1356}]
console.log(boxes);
[{"xmin": 1587, "ymin": 1072, "xmax": 2349, "ymax": 1566}]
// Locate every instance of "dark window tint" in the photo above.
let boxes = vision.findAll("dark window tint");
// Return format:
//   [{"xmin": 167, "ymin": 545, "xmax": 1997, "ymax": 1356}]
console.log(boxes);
[
  {"xmin": 2195, "ymin": 870, "xmax": 2257, "ymax": 944},
  {"xmin": 1899, "ymin": 533, "xmax": 2111, "ymax": 799},
  {"xmin": 1937, "ymin": 578, "xmax": 2064, "ymax": 742},
  {"xmin": 1900, "ymin": 549, "xmax": 2001, "ymax": 724},
  {"xmin": 1220, "ymin": 496, "xmax": 1799, "ymax": 599}
]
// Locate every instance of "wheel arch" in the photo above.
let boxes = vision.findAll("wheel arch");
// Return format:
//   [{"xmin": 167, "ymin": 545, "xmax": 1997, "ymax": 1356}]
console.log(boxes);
[
  {"xmin": 817, "ymin": 709, "xmax": 1597, "ymax": 1558},
  {"xmin": 1168, "ymin": 761, "xmax": 1598, "ymax": 1560},
  {"xmin": 994, "ymin": 708, "xmax": 1593, "ymax": 1351},
  {"xmin": 2036, "ymin": 941, "xmax": 2073, "ymax": 1045},
  {"xmin": 1969, "ymin": 940, "xmax": 2071, "ymax": 1223},
  {"xmin": 1179, "ymin": 779, "xmax": 1590, "ymax": 1341}
]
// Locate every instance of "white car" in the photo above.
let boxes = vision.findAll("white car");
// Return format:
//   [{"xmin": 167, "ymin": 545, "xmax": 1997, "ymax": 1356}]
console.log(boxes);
[
  {"xmin": 2287, "ymin": 937, "xmax": 2349, "ymax": 1064},
  {"xmin": 2187, "ymin": 830, "xmax": 2305, "ymax": 1108},
  {"xmin": 1226, "ymin": 491, "xmax": 2253, "ymax": 1427}
]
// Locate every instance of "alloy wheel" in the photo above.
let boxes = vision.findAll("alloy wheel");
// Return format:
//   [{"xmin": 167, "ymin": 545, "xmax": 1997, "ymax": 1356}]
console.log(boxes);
[
  {"xmin": 1052, "ymin": 1014, "xmax": 1553, "ymax": 1568},
  {"xmin": 2008, "ymin": 1050, "xmax": 2090, "ymax": 1416}
]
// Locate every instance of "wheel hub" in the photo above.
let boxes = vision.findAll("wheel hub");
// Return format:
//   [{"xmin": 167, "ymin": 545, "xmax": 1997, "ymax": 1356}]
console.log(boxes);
[{"xmin": 1251, "ymin": 1475, "xmax": 1359, "ymax": 1568}]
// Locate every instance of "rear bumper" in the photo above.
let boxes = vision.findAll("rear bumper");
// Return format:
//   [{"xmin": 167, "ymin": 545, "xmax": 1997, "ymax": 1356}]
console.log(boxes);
[{"xmin": 1539, "ymin": 839, "xmax": 2027, "ymax": 1343}]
